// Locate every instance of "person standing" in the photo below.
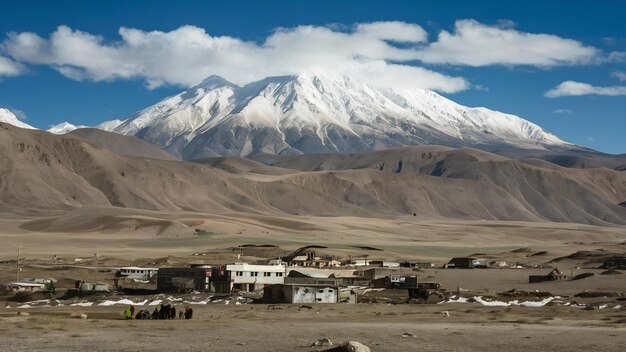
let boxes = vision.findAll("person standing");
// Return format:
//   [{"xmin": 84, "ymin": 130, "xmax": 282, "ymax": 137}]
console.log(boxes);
[
  {"xmin": 124, "ymin": 307, "xmax": 132, "ymax": 320},
  {"xmin": 170, "ymin": 306, "xmax": 176, "ymax": 319}
]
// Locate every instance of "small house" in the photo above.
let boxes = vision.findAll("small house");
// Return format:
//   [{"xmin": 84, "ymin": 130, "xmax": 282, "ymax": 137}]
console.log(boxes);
[
  {"xmin": 359, "ymin": 267, "xmax": 399, "ymax": 280},
  {"xmin": 157, "ymin": 267, "xmax": 212, "ymax": 292},
  {"xmin": 116, "ymin": 267, "xmax": 158, "ymax": 281},
  {"xmin": 529, "ymin": 268, "xmax": 568, "ymax": 283},
  {"xmin": 78, "ymin": 282, "xmax": 109, "ymax": 292},
  {"xmin": 370, "ymin": 260, "xmax": 401, "ymax": 268},
  {"xmin": 263, "ymin": 284, "xmax": 339, "ymax": 304},
  {"xmin": 445, "ymin": 257, "xmax": 487, "ymax": 269},
  {"xmin": 408, "ymin": 282, "xmax": 442, "ymax": 300},
  {"xmin": 211, "ymin": 263, "xmax": 286, "ymax": 293},
  {"xmin": 8, "ymin": 278, "xmax": 55, "ymax": 293},
  {"xmin": 8, "ymin": 282, "xmax": 46, "ymax": 293}
]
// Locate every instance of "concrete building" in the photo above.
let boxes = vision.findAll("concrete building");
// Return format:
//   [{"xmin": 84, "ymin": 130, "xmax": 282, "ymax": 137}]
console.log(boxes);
[
  {"xmin": 370, "ymin": 260, "xmax": 401, "ymax": 268},
  {"xmin": 8, "ymin": 282, "xmax": 46, "ymax": 293},
  {"xmin": 228, "ymin": 263, "xmax": 285, "ymax": 291},
  {"xmin": 157, "ymin": 267, "xmax": 212, "ymax": 292},
  {"xmin": 288, "ymin": 252, "xmax": 341, "ymax": 268},
  {"xmin": 78, "ymin": 282, "xmax": 109, "ymax": 292},
  {"xmin": 444, "ymin": 257, "xmax": 488, "ymax": 269},
  {"xmin": 116, "ymin": 267, "xmax": 158, "ymax": 281},
  {"xmin": 8, "ymin": 278, "xmax": 55, "ymax": 293},
  {"xmin": 213, "ymin": 263, "xmax": 286, "ymax": 293},
  {"xmin": 263, "ymin": 284, "xmax": 339, "ymax": 304},
  {"xmin": 359, "ymin": 267, "xmax": 400, "ymax": 280},
  {"xmin": 348, "ymin": 258, "xmax": 372, "ymax": 266}
]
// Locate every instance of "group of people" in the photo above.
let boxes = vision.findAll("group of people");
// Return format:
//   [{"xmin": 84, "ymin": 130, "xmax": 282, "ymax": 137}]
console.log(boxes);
[{"xmin": 124, "ymin": 304, "xmax": 193, "ymax": 320}]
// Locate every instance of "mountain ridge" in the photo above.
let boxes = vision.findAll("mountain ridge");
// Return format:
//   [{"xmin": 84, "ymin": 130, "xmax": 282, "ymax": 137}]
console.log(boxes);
[
  {"xmin": 97, "ymin": 73, "xmax": 572, "ymax": 159},
  {"xmin": 0, "ymin": 108, "xmax": 35, "ymax": 130},
  {"xmin": 1, "ymin": 122, "xmax": 624, "ymax": 226}
]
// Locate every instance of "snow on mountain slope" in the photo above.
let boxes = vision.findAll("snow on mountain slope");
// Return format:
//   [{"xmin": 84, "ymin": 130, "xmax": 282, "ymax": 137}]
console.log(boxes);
[
  {"xmin": 0, "ymin": 108, "xmax": 35, "ymax": 129},
  {"xmin": 95, "ymin": 119, "xmax": 124, "ymax": 131},
  {"xmin": 48, "ymin": 122, "xmax": 88, "ymax": 134},
  {"xmin": 101, "ymin": 73, "xmax": 570, "ymax": 159}
]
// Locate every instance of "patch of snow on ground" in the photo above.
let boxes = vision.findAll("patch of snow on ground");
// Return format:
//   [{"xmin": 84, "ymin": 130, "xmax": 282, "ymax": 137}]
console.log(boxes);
[
  {"xmin": 99, "ymin": 299, "xmax": 148, "ymax": 306},
  {"xmin": 443, "ymin": 296, "xmax": 555, "ymax": 307}
]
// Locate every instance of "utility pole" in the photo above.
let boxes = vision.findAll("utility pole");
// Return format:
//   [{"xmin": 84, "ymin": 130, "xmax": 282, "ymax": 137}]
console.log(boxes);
[{"xmin": 16, "ymin": 246, "xmax": 21, "ymax": 282}]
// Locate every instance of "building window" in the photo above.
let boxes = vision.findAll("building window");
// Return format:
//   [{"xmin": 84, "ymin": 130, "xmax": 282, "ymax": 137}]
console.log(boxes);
[
  {"xmin": 251, "ymin": 272, "xmax": 258, "ymax": 277},
  {"xmin": 236, "ymin": 271, "xmax": 243, "ymax": 276},
  {"xmin": 263, "ymin": 272, "xmax": 271, "ymax": 277},
  {"xmin": 276, "ymin": 272, "xmax": 283, "ymax": 277}
]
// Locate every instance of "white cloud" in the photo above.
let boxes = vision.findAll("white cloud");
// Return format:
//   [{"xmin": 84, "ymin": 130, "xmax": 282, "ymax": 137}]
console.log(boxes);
[
  {"xmin": 607, "ymin": 51, "xmax": 626, "ymax": 62},
  {"xmin": 553, "ymin": 109, "xmax": 572, "ymax": 114},
  {"xmin": 613, "ymin": 71, "xmax": 626, "ymax": 81},
  {"xmin": 355, "ymin": 21, "xmax": 428, "ymax": 42},
  {"xmin": 0, "ymin": 56, "xmax": 23, "ymax": 76},
  {"xmin": 0, "ymin": 20, "xmax": 606, "ymax": 92},
  {"xmin": 545, "ymin": 81, "xmax": 626, "ymax": 97},
  {"xmin": 2, "ymin": 23, "xmax": 467, "ymax": 93},
  {"xmin": 416, "ymin": 19, "xmax": 598, "ymax": 67}
]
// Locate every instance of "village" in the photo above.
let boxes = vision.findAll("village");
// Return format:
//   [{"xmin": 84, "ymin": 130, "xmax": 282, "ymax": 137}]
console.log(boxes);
[
  {"xmin": 1, "ymin": 242, "xmax": 625, "ymax": 351},
  {"xmin": 3, "ymin": 244, "xmax": 625, "ymax": 318}
]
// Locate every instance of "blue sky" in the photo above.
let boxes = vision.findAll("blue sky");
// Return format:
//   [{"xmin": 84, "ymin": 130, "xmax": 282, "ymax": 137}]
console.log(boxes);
[{"xmin": 0, "ymin": 0, "xmax": 625, "ymax": 154}]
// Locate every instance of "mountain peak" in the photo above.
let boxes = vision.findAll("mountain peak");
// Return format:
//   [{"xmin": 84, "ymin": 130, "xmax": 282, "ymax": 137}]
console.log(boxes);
[
  {"xmin": 98, "ymin": 74, "xmax": 570, "ymax": 159},
  {"xmin": 195, "ymin": 75, "xmax": 239, "ymax": 90},
  {"xmin": 0, "ymin": 108, "xmax": 35, "ymax": 129},
  {"xmin": 48, "ymin": 122, "xmax": 87, "ymax": 134}
]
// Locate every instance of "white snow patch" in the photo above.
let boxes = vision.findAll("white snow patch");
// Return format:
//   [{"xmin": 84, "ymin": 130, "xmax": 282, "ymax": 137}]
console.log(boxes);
[
  {"xmin": 443, "ymin": 296, "xmax": 555, "ymax": 307},
  {"xmin": 99, "ymin": 299, "xmax": 148, "ymax": 306}
]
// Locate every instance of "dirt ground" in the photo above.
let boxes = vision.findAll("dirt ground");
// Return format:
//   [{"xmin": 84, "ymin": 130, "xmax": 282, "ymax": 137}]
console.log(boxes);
[
  {"xmin": 1, "ymin": 212, "xmax": 625, "ymax": 351},
  {"xmin": 1, "ymin": 304, "xmax": 625, "ymax": 351}
]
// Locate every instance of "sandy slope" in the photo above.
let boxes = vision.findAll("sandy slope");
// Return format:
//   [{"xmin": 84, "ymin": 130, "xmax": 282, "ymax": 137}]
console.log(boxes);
[
  {"xmin": 1, "ymin": 123, "xmax": 625, "ymax": 226},
  {"xmin": 69, "ymin": 128, "xmax": 178, "ymax": 161}
]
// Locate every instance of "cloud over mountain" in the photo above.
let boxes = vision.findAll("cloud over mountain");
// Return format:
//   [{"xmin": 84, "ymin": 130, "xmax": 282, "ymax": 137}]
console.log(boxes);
[
  {"xmin": 1, "ymin": 20, "xmax": 602, "ymax": 92},
  {"xmin": 416, "ymin": 20, "xmax": 598, "ymax": 67}
]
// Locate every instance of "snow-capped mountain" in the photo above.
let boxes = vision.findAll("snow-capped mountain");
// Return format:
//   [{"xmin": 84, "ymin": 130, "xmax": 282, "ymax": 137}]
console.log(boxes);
[
  {"xmin": 48, "ymin": 122, "xmax": 88, "ymax": 134},
  {"xmin": 99, "ymin": 73, "xmax": 571, "ymax": 159},
  {"xmin": 48, "ymin": 120, "xmax": 125, "ymax": 134},
  {"xmin": 0, "ymin": 108, "xmax": 35, "ymax": 129}
]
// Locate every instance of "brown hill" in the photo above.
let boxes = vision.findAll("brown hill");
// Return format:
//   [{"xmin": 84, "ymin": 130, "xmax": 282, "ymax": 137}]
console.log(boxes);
[
  {"xmin": 69, "ymin": 128, "xmax": 178, "ymax": 160},
  {"xmin": 1, "ymin": 123, "xmax": 625, "ymax": 226}
]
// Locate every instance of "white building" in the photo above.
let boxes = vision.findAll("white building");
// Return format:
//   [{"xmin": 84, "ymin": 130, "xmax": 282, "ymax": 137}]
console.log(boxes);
[
  {"xmin": 225, "ymin": 263, "xmax": 286, "ymax": 292},
  {"xmin": 264, "ymin": 284, "xmax": 339, "ymax": 304},
  {"xmin": 8, "ymin": 278, "xmax": 56, "ymax": 293},
  {"xmin": 8, "ymin": 282, "xmax": 46, "ymax": 293},
  {"xmin": 116, "ymin": 267, "xmax": 158, "ymax": 281}
]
